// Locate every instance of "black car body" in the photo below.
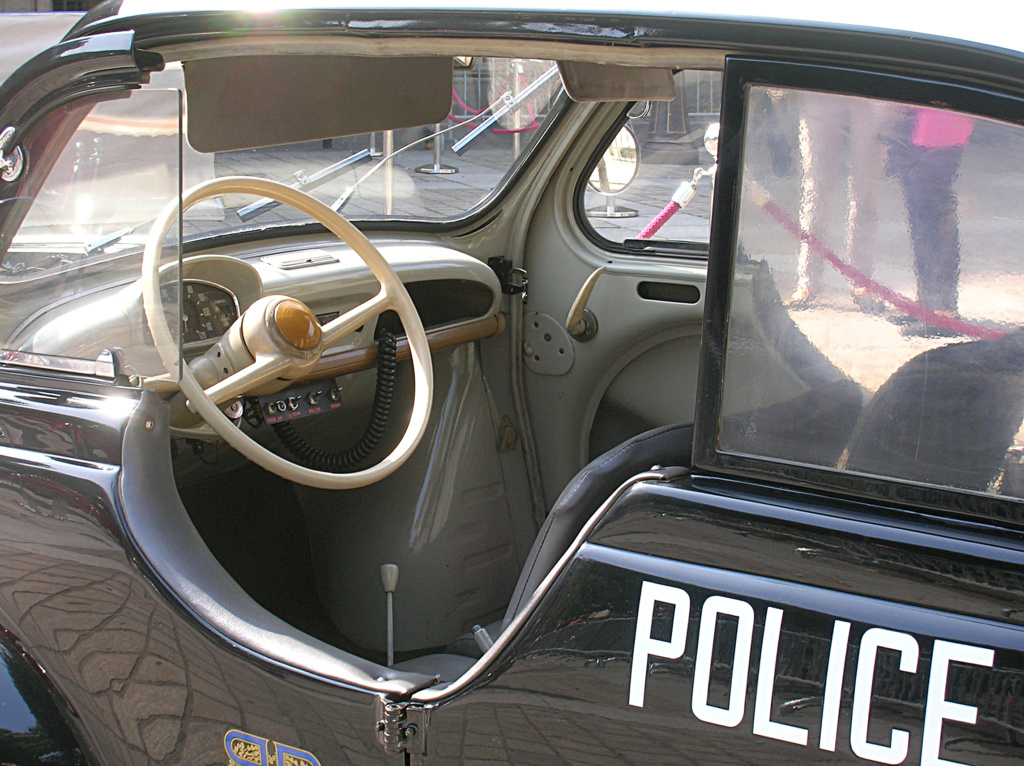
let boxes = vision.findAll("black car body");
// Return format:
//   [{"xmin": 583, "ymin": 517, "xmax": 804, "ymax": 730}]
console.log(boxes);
[{"xmin": 0, "ymin": 3, "xmax": 1023, "ymax": 765}]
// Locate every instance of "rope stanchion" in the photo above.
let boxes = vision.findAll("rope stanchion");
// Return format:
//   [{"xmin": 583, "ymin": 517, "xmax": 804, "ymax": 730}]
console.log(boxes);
[{"xmin": 636, "ymin": 165, "xmax": 715, "ymax": 239}]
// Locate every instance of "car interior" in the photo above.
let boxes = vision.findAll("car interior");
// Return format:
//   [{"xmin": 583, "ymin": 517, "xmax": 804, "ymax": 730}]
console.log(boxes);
[
  {"xmin": 1, "ymin": 41, "xmax": 716, "ymax": 693},
  {"xmin": 8, "ymin": 29, "xmax": 1024, "ymax": 702}
]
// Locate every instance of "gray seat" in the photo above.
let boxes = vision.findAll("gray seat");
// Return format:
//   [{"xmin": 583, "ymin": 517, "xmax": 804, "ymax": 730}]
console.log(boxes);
[
  {"xmin": 445, "ymin": 422, "xmax": 694, "ymax": 660},
  {"xmin": 844, "ymin": 329, "xmax": 1024, "ymax": 491}
]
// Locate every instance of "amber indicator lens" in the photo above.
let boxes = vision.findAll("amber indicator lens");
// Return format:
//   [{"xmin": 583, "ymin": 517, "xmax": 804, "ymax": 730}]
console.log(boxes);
[{"xmin": 275, "ymin": 300, "xmax": 322, "ymax": 350}]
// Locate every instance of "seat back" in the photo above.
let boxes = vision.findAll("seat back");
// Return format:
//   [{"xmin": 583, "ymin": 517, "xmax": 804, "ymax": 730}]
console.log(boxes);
[{"xmin": 503, "ymin": 423, "xmax": 694, "ymax": 627}]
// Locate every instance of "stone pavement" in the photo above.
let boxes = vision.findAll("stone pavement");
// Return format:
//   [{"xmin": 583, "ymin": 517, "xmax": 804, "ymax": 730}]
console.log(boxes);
[{"xmin": 181, "ymin": 134, "xmax": 711, "ymax": 247}]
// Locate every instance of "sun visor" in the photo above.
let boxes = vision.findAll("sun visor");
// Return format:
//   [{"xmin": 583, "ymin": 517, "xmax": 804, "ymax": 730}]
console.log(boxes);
[
  {"xmin": 183, "ymin": 55, "xmax": 453, "ymax": 152},
  {"xmin": 557, "ymin": 61, "xmax": 676, "ymax": 102}
]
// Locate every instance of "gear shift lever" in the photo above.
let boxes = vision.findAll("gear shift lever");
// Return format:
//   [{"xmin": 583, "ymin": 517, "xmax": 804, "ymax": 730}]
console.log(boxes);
[{"xmin": 380, "ymin": 564, "xmax": 399, "ymax": 667}]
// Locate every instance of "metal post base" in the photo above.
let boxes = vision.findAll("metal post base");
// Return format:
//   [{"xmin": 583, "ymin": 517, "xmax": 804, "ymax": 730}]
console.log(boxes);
[
  {"xmin": 416, "ymin": 163, "xmax": 458, "ymax": 175},
  {"xmin": 587, "ymin": 205, "xmax": 638, "ymax": 219},
  {"xmin": 588, "ymin": 193, "xmax": 638, "ymax": 219}
]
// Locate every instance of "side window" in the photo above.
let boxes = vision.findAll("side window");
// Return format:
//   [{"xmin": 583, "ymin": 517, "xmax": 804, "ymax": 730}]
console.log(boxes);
[
  {"xmin": 581, "ymin": 70, "xmax": 721, "ymax": 251},
  {"xmin": 705, "ymin": 74, "xmax": 1024, "ymax": 513},
  {"xmin": 1, "ymin": 88, "xmax": 182, "ymax": 377}
]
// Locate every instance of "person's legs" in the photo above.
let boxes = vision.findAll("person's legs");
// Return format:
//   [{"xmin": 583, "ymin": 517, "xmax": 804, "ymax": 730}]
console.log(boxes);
[{"xmin": 902, "ymin": 146, "xmax": 963, "ymax": 314}]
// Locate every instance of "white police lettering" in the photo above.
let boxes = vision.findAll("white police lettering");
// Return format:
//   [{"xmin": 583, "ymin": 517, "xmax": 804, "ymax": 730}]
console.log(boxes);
[
  {"xmin": 628, "ymin": 582, "xmax": 995, "ymax": 766},
  {"xmin": 692, "ymin": 596, "xmax": 754, "ymax": 727},
  {"xmin": 921, "ymin": 640, "xmax": 994, "ymax": 766},
  {"xmin": 628, "ymin": 581, "xmax": 690, "ymax": 707},
  {"xmin": 819, "ymin": 619, "xmax": 851, "ymax": 752},
  {"xmin": 851, "ymin": 628, "xmax": 919, "ymax": 764},
  {"xmin": 753, "ymin": 607, "xmax": 809, "ymax": 745}
]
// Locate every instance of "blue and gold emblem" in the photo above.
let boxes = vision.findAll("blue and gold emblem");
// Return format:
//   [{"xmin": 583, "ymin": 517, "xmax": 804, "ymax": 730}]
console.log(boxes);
[{"xmin": 224, "ymin": 729, "xmax": 321, "ymax": 766}]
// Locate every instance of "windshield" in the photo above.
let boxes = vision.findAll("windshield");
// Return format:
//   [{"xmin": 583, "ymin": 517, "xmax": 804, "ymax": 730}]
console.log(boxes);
[
  {"xmin": 180, "ymin": 57, "xmax": 562, "ymax": 239},
  {"xmin": 5, "ymin": 57, "xmax": 564, "ymax": 279},
  {"xmin": 0, "ymin": 56, "xmax": 564, "ymax": 374}
]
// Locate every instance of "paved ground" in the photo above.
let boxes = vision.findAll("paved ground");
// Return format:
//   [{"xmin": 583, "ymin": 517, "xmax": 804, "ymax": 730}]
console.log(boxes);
[{"xmin": 180, "ymin": 132, "xmax": 712, "ymax": 246}]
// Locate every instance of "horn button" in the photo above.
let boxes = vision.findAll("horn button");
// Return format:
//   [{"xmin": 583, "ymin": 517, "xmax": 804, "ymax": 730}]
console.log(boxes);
[{"xmin": 274, "ymin": 299, "xmax": 322, "ymax": 351}]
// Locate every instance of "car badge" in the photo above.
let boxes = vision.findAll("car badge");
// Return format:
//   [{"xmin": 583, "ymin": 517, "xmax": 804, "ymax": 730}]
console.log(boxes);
[{"xmin": 224, "ymin": 729, "xmax": 322, "ymax": 766}]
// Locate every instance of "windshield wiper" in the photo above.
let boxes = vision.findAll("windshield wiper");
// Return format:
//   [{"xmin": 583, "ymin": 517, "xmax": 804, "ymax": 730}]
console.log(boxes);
[
  {"xmin": 85, "ymin": 225, "xmax": 140, "ymax": 257},
  {"xmin": 236, "ymin": 149, "xmax": 371, "ymax": 222}
]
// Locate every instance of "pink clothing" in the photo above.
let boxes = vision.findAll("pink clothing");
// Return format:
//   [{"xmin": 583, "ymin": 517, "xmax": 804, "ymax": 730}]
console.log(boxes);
[{"xmin": 912, "ymin": 109, "xmax": 974, "ymax": 148}]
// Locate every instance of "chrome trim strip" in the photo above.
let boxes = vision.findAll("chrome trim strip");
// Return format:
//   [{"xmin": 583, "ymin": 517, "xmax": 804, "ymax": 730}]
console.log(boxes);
[{"xmin": 0, "ymin": 349, "xmax": 117, "ymax": 379}]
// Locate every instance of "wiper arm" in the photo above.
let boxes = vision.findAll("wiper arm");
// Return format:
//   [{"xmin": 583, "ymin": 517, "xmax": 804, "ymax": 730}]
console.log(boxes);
[
  {"xmin": 236, "ymin": 148, "xmax": 371, "ymax": 222},
  {"xmin": 85, "ymin": 224, "xmax": 143, "ymax": 257},
  {"xmin": 451, "ymin": 64, "xmax": 559, "ymax": 155}
]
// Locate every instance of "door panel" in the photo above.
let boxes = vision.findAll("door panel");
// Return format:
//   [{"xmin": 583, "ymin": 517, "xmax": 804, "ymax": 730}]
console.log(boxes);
[
  {"xmin": 520, "ymin": 130, "xmax": 707, "ymax": 507},
  {"xmin": 426, "ymin": 478, "xmax": 1024, "ymax": 766}
]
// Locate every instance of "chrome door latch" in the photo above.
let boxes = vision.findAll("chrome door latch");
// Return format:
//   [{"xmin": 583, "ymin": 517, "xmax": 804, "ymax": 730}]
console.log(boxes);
[{"xmin": 0, "ymin": 127, "xmax": 25, "ymax": 183}]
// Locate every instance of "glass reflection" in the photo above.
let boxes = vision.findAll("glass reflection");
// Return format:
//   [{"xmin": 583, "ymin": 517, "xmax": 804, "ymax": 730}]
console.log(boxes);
[{"xmin": 721, "ymin": 86, "xmax": 1024, "ymax": 500}]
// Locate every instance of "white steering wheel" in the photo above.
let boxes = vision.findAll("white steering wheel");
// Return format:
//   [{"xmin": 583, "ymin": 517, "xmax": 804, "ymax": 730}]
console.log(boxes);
[{"xmin": 142, "ymin": 177, "xmax": 433, "ymax": 489}]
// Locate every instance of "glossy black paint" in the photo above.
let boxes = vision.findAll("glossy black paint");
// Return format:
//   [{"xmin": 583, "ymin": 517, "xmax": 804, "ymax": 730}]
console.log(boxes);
[
  {"xmin": 0, "ymin": 629, "xmax": 87, "ymax": 765},
  {"xmin": 593, "ymin": 478, "xmax": 1024, "ymax": 629},
  {"xmin": 0, "ymin": 375, "xmax": 390, "ymax": 765},
  {"xmin": 429, "ymin": 478, "xmax": 1024, "ymax": 764},
  {"xmin": 695, "ymin": 57, "xmax": 1024, "ymax": 528}
]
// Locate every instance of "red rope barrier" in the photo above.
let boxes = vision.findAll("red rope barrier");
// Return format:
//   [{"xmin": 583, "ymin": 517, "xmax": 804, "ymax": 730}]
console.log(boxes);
[
  {"xmin": 637, "ymin": 201, "xmax": 679, "ymax": 239},
  {"xmin": 451, "ymin": 88, "xmax": 485, "ymax": 115},
  {"xmin": 758, "ymin": 194, "xmax": 1006, "ymax": 340}
]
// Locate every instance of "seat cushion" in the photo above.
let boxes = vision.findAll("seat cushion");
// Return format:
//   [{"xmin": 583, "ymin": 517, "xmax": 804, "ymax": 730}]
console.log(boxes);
[{"xmin": 392, "ymin": 653, "xmax": 476, "ymax": 683}]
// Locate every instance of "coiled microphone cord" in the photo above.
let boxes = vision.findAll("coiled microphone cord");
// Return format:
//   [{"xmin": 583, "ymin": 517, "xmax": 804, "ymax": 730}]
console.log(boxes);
[{"xmin": 271, "ymin": 328, "xmax": 398, "ymax": 471}]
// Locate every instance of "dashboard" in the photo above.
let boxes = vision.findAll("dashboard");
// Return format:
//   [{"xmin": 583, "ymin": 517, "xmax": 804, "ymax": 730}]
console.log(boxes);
[{"xmin": 12, "ymin": 240, "xmax": 504, "ymax": 385}]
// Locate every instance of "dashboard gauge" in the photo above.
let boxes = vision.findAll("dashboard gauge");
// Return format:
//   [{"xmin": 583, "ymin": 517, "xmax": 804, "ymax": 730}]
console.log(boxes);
[{"xmin": 160, "ymin": 280, "xmax": 239, "ymax": 345}]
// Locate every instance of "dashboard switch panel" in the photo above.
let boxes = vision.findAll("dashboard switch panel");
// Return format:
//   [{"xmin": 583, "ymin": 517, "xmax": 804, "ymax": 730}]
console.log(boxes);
[{"xmin": 257, "ymin": 379, "xmax": 342, "ymax": 424}]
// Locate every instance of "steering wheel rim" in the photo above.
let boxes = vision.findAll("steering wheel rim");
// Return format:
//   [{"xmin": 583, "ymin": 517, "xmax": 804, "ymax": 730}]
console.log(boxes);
[{"xmin": 142, "ymin": 176, "xmax": 433, "ymax": 489}]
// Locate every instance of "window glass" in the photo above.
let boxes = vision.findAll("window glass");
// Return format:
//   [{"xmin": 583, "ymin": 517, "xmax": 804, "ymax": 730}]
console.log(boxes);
[
  {"xmin": 2, "ymin": 89, "xmax": 182, "ymax": 378},
  {"xmin": 177, "ymin": 57, "xmax": 563, "ymax": 239},
  {"xmin": 720, "ymin": 86, "xmax": 1024, "ymax": 500},
  {"xmin": 1, "ymin": 57, "xmax": 563, "ymax": 376},
  {"xmin": 582, "ymin": 70, "xmax": 721, "ymax": 248}
]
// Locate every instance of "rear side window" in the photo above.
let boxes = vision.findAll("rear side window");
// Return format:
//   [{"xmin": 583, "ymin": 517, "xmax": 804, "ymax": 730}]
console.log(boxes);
[
  {"xmin": 700, "ymin": 63, "xmax": 1024, "ymax": 518},
  {"xmin": 580, "ymin": 70, "xmax": 721, "ymax": 251}
]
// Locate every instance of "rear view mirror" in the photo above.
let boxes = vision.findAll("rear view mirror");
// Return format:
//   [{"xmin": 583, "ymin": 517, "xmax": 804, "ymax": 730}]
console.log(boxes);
[{"xmin": 588, "ymin": 124, "xmax": 640, "ymax": 196}]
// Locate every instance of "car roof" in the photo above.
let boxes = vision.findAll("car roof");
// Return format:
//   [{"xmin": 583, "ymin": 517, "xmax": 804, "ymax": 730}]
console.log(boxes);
[{"xmin": 73, "ymin": 1, "xmax": 1024, "ymax": 59}]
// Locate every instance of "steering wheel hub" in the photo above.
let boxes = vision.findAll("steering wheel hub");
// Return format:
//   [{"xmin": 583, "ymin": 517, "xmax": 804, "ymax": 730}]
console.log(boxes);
[{"xmin": 275, "ymin": 299, "xmax": 322, "ymax": 351}]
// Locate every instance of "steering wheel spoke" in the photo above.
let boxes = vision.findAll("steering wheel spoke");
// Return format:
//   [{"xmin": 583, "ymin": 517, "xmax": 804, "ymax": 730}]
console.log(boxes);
[
  {"xmin": 205, "ymin": 355, "xmax": 292, "ymax": 406},
  {"xmin": 321, "ymin": 288, "xmax": 391, "ymax": 348}
]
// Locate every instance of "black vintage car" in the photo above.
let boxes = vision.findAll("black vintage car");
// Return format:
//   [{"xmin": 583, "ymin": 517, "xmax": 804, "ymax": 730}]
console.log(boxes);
[{"xmin": 0, "ymin": 3, "xmax": 1023, "ymax": 765}]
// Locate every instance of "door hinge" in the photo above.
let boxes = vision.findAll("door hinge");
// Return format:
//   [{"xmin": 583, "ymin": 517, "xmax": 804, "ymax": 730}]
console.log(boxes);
[
  {"xmin": 0, "ymin": 127, "xmax": 25, "ymax": 184},
  {"xmin": 375, "ymin": 697, "xmax": 428, "ymax": 758},
  {"xmin": 487, "ymin": 257, "xmax": 528, "ymax": 300}
]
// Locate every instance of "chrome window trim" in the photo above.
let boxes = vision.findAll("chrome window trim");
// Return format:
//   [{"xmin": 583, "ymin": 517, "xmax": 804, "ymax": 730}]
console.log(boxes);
[{"xmin": 0, "ymin": 348, "xmax": 117, "ymax": 379}]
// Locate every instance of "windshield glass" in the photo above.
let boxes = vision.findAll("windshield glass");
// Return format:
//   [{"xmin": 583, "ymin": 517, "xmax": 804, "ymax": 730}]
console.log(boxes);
[
  {"xmin": 5, "ymin": 57, "xmax": 564, "ymax": 279},
  {"xmin": 1, "ymin": 88, "xmax": 182, "ymax": 378},
  {"xmin": 178, "ymin": 57, "xmax": 563, "ymax": 239}
]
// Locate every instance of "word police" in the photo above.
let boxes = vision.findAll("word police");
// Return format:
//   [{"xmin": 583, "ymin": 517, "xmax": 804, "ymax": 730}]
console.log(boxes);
[{"xmin": 630, "ymin": 582, "xmax": 993, "ymax": 766}]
